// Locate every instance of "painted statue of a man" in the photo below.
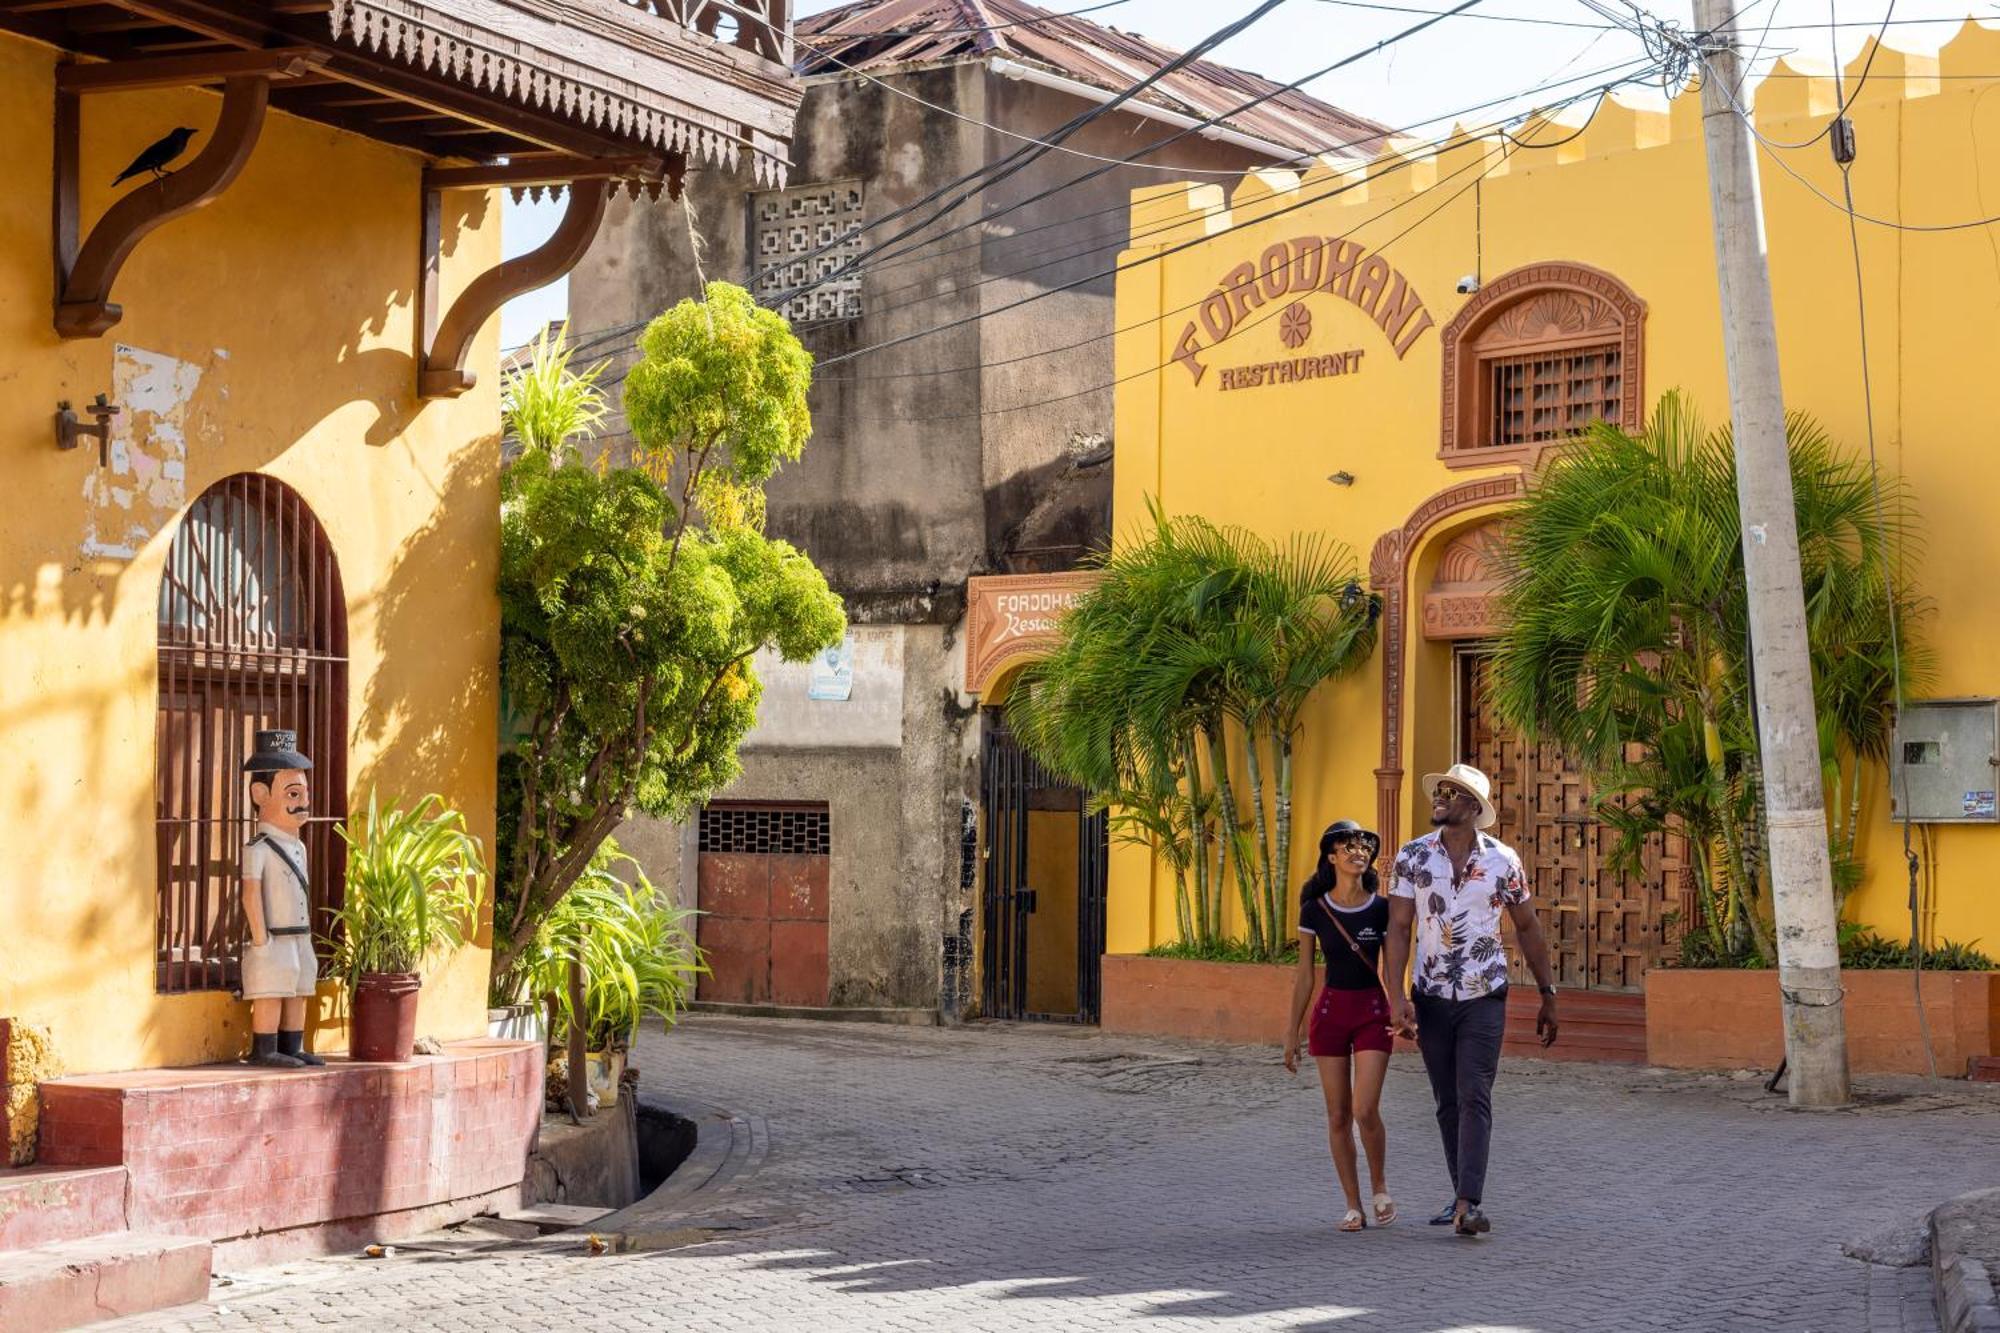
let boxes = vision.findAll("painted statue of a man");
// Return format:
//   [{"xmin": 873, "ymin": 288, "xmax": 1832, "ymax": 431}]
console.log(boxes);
[{"xmin": 240, "ymin": 730, "xmax": 324, "ymax": 1068}]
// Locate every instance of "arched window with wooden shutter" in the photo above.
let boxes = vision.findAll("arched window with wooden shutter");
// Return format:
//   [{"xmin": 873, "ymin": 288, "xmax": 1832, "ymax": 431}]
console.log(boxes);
[
  {"xmin": 1437, "ymin": 261, "xmax": 1647, "ymax": 469},
  {"xmin": 154, "ymin": 475, "xmax": 348, "ymax": 995}
]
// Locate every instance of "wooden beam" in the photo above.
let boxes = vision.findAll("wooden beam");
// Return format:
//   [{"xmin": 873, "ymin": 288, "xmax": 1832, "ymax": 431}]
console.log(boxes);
[
  {"xmin": 424, "ymin": 156, "xmax": 663, "ymax": 190},
  {"xmin": 0, "ymin": 0, "xmax": 115, "ymax": 12},
  {"xmin": 419, "ymin": 180, "xmax": 610, "ymax": 399},
  {"xmin": 55, "ymin": 73, "xmax": 271, "ymax": 338},
  {"xmin": 57, "ymin": 46, "xmax": 325, "ymax": 92}
]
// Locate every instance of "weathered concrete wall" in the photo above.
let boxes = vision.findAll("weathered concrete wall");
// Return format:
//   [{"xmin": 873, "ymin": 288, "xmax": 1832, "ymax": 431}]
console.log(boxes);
[{"xmin": 573, "ymin": 59, "xmax": 1288, "ymax": 1014}]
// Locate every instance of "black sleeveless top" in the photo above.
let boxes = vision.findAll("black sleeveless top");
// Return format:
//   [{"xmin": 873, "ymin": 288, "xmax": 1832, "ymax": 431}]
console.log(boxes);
[{"xmin": 1299, "ymin": 892, "xmax": 1390, "ymax": 990}]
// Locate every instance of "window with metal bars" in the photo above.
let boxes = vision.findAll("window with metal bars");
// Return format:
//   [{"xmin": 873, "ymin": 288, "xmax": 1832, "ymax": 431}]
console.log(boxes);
[
  {"xmin": 697, "ymin": 804, "xmax": 830, "ymax": 855},
  {"xmin": 1483, "ymin": 343, "xmax": 1622, "ymax": 447},
  {"xmin": 154, "ymin": 474, "xmax": 348, "ymax": 994}
]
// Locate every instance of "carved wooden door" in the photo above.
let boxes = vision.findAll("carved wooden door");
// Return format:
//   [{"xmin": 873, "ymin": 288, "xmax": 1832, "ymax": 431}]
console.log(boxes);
[{"xmin": 1456, "ymin": 650, "xmax": 1677, "ymax": 992}]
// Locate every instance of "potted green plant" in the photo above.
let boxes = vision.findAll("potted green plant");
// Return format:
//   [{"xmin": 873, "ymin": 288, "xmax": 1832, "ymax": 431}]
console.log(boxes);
[
  {"xmin": 327, "ymin": 791, "xmax": 487, "ymax": 1062},
  {"xmin": 523, "ymin": 849, "xmax": 703, "ymax": 1107}
]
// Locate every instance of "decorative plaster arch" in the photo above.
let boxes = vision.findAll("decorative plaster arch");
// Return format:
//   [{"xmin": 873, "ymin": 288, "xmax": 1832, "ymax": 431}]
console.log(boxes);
[
  {"xmin": 1438, "ymin": 261, "xmax": 1647, "ymax": 469},
  {"xmin": 1422, "ymin": 523, "xmax": 1508, "ymax": 641},
  {"xmin": 1369, "ymin": 475, "xmax": 1525, "ymax": 853}
]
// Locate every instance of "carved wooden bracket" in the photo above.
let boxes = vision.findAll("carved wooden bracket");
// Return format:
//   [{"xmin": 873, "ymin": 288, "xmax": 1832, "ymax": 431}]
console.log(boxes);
[
  {"xmin": 418, "ymin": 179, "xmax": 612, "ymax": 400},
  {"xmin": 53, "ymin": 58, "xmax": 322, "ymax": 339}
]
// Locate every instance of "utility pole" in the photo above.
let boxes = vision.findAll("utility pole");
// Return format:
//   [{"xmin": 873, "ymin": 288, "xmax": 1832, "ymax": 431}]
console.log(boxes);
[{"xmin": 1690, "ymin": 0, "xmax": 1850, "ymax": 1107}]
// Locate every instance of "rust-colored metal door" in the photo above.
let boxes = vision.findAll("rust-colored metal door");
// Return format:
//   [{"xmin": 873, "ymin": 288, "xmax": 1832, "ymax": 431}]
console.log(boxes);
[
  {"xmin": 1456, "ymin": 650, "xmax": 1680, "ymax": 992},
  {"xmin": 695, "ymin": 804, "xmax": 830, "ymax": 1007}
]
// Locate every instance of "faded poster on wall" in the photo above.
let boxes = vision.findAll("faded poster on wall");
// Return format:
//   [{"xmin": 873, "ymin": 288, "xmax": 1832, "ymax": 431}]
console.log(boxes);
[{"xmin": 82, "ymin": 344, "xmax": 200, "ymax": 559}]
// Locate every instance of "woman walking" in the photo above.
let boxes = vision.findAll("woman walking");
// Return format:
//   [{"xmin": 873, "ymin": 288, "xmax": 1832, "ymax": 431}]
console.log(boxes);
[{"xmin": 1283, "ymin": 819, "xmax": 1396, "ymax": 1232}]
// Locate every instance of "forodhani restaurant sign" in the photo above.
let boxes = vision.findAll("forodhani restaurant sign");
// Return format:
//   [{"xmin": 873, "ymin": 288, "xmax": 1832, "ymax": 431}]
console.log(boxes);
[{"xmin": 1171, "ymin": 235, "xmax": 1438, "ymax": 389}]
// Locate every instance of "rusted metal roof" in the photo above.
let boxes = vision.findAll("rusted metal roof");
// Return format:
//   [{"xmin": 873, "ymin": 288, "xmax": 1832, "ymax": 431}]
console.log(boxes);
[{"xmin": 796, "ymin": 0, "xmax": 1390, "ymax": 160}]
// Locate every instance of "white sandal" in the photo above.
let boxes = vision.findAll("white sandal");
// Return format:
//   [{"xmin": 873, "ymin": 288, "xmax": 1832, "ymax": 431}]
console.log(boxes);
[
  {"xmin": 1338, "ymin": 1208, "xmax": 1367, "ymax": 1233},
  {"xmin": 1372, "ymin": 1191, "xmax": 1397, "ymax": 1226}
]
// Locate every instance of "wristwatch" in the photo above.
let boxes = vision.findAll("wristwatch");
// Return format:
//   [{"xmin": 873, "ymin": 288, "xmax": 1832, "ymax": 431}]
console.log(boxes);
[{"xmin": 1537, "ymin": 985, "xmax": 1557, "ymax": 997}]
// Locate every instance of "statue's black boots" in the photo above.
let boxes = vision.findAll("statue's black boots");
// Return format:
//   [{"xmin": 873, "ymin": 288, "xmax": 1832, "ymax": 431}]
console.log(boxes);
[
  {"xmin": 278, "ymin": 1029, "xmax": 325, "ymax": 1067},
  {"xmin": 251, "ymin": 1032, "xmax": 303, "ymax": 1068}
]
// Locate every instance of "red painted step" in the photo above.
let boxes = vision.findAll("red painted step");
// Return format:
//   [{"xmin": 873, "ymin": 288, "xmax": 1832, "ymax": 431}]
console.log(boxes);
[
  {"xmin": 0, "ymin": 1231, "xmax": 210, "ymax": 1331},
  {"xmin": 0, "ymin": 1166, "xmax": 127, "ymax": 1250}
]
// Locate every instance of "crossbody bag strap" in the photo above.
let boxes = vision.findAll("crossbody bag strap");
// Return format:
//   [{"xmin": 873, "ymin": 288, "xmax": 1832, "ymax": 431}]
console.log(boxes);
[
  {"xmin": 247, "ymin": 832, "xmax": 312, "ymax": 936},
  {"xmin": 1320, "ymin": 894, "xmax": 1394, "ymax": 1010}
]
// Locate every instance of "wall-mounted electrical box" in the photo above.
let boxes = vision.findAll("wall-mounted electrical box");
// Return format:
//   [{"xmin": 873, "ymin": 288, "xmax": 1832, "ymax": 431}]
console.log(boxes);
[{"xmin": 1892, "ymin": 698, "xmax": 2000, "ymax": 823}]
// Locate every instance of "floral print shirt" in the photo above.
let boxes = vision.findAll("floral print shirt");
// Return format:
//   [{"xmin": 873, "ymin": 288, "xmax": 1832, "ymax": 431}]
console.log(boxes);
[{"xmin": 1389, "ymin": 830, "xmax": 1530, "ymax": 1001}]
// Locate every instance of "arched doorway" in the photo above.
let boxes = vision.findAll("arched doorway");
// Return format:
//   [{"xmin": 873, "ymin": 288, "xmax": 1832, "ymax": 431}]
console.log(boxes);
[
  {"xmin": 154, "ymin": 474, "xmax": 347, "ymax": 995},
  {"xmin": 1422, "ymin": 522, "xmax": 1684, "ymax": 992},
  {"xmin": 965, "ymin": 573, "xmax": 1108, "ymax": 1023}
]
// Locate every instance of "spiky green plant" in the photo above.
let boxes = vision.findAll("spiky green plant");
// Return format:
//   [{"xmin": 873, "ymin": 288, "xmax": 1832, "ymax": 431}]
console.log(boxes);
[
  {"xmin": 1490, "ymin": 391, "xmax": 1928, "ymax": 960},
  {"xmin": 326, "ymin": 791, "xmax": 487, "ymax": 983},
  {"xmin": 501, "ymin": 323, "xmax": 610, "ymax": 460}
]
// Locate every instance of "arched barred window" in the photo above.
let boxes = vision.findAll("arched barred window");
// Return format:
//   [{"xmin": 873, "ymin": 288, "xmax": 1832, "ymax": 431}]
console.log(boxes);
[
  {"xmin": 154, "ymin": 475, "xmax": 347, "ymax": 994},
  {"xmin": 1438, "ymin": 262, "xmax": 1646, "ymax": 468}
]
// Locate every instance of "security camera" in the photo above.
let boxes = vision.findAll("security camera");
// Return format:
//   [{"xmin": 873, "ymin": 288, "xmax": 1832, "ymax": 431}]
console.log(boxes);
[{"xmin": 1456, "ymin": 274, "xmax": 1481, "ymax": 295}]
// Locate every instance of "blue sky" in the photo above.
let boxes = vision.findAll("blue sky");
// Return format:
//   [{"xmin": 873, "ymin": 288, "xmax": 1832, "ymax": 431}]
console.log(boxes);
[{"xmin": 498, "ymin": 0, "xmax": 1983, "ymax": 349}]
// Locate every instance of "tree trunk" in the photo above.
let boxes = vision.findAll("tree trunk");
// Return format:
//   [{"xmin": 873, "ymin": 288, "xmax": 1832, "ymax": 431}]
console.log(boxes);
[
  {"xmin": 566, "ymin": 949, "xmax": 590, "ymax": 1121},
  {"xmin": 1241, "ymin": 718, "xmax": 1278, "ymax": 958},
  {"xmin": 1274, "ymin": 726, "xmax": 1296, "ymax": 951},
  {"xmin": 1182, "ymin": 731, "xmax": 1214, "ymax": 946},
  {"xmin": 1206, "ymin": 724, "xmax": 1259, "ymax": 948}
]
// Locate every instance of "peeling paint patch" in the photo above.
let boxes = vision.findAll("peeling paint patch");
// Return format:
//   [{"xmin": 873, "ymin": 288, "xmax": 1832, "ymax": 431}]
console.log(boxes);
[{"xmin": 83, "ymin": 345, "xmax": 201, "ymax": 559}]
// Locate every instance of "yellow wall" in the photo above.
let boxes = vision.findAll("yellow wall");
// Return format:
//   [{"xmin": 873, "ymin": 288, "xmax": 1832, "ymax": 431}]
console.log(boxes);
[
  {"xmin": 1110, "ymin": 27, "xmax": 2000, "ymax": 957},
  {"xmin": 0, "ymin": 33, "xmax": 502, "ymax": 1074}
]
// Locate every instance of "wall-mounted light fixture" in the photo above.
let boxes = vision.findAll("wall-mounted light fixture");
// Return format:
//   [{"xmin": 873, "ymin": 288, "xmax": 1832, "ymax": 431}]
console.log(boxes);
[
  {"xmin": 1327, "ymin": 470, "xmax": 1355, "ymax": 486},
  {"xmin": 56, "ymin": 394, "xmax": 120, "ymax": 466}
]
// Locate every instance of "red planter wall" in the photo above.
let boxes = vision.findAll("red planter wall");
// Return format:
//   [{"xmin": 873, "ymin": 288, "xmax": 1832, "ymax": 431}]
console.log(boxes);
[{"xmin": 1645, "ymin": 969, "xmax": 2000, "ymax": 1075}]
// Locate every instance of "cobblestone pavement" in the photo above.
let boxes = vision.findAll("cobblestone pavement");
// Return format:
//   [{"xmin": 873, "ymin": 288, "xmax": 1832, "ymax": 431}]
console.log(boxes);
[{"xmin": 107, "ymin": 1016, "xmax": 2000, "ymax": 1333}]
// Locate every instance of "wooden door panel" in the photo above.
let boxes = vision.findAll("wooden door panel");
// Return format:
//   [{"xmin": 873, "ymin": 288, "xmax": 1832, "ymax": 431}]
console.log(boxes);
[
  {"xmin": 769, "ymin": 919, "xmax": 830, "ymax": 1007},
  {"xmin": 697, "ymin": 916, "xmax": 768, "ymax": 1004},
  {"xmin": 1459, "ymin": 650, "xmax": 1676, "ymax": 993},
  {"xmin": 769, "ymin": 853, "xmax": 829, "ymax": 921},
  {"xmin": 697, "ymin": 851, "xmax": 770, "ymax": 918}
]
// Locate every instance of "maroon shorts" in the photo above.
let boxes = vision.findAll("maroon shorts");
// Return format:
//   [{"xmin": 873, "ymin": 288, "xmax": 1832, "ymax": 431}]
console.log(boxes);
[{"xmin": 1308, "ymin": 985, "xmax": 1393, "ymax": 1057}]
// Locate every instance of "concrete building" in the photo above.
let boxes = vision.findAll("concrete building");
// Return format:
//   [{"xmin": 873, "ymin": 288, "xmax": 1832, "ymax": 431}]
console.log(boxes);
[{"xmin": 571, "ymin": 0, "xmax": 1383, "ymax": 1021}]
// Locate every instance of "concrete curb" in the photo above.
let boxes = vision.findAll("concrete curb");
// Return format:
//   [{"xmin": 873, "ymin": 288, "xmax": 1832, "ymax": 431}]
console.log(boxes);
[
  {"xmin": 686, "ymin": 1002, "xmax": 940, "ymax": 1026},
  {"xmin": 590, "ymin": 1096, "xmax": 774, "ymax": 1253},
  {"xmin": 1932, "ymin": 1188, "xmax": 2000, "ymax": 1332}
]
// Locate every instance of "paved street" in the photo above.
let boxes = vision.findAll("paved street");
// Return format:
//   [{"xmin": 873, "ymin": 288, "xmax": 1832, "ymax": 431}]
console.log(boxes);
[{"xmin": 109, "ymin": 1016, "xmax": 2000, "ymax": 1332}]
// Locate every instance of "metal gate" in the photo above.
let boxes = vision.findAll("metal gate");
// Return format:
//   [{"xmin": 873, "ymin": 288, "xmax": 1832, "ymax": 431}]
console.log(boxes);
[
  {"xmin": 695, "ymin": 802, "xmax": 831, "ymax": 1007},
  {"xmin": 979, "ymin": 722, "xmax": 1108, "ymax": 1023},
  {"xmin": 1457, "ymin": 649, "xmax": 1684, "ymax": 991}
]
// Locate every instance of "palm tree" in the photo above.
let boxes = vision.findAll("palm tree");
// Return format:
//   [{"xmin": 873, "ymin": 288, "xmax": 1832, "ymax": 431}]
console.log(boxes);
[
  {"xmin": 1009, "ymin": 503, "xmax": 1378, "ymax": 959},
  {"xmin": 1490, "ymin": 391, "xmax": 1926, "ymax": 960}
]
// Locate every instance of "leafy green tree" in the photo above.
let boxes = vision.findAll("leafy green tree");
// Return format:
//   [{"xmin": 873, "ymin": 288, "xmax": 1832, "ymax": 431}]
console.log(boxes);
[
  {"xmin": 494, "ymin": 284, "xmax": 844, "ymax": 984},
  {"xmin": 1009, "ymin": 503, "xmax": 1378, "ymax": 960},
  {"xmin": 1490, "ymin": 391, "xmax": 1926, "ymax": 961}
]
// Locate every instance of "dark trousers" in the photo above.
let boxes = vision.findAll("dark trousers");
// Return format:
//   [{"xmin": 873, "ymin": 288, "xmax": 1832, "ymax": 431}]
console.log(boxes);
[{"xmin": 1413, "ymin": 989, "xmax": 1507, "ymax": 1206}]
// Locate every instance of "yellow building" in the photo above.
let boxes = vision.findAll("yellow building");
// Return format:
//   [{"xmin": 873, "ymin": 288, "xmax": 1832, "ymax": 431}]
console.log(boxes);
[
  {"xmin": 0, "ymin": 0, "xmax": 800, "ymax": 1090},
  {"xmin": 1100, "ymin": 29, "xmax": 2000, "ymax": 993}
]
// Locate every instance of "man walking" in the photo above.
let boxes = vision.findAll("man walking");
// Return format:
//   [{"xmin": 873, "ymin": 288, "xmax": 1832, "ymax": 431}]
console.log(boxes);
[{"xmin": 1383, "ymin": 763, "xmax": 1559, "ymax": 1238}]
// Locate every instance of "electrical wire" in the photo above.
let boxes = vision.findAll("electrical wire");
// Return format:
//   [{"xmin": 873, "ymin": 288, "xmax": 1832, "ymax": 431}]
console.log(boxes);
[
  {"xmin": 1810, "ymin": 2, "xmax": 1941, "ymax": 1085},
  {"xmin": 502, "ymin": 47, "xmax": 1657, "ymax": 362},
  {"xmin": 768, "ymin": 0, "xmax": 1487, "ymax": 307},
  {"xmin": 794, "ymin": 0, "xmax": 1132, "ymax": 45},
  {"xmin": 513, "ymin": 57, "xmax": 1655, "ymax": 376},
  {"xmin": 755, "ymin": 0, "xmax": 1301, "ymax": 303},
  {"xmin": 595, "ymin": 67, "xmax": 1652, "ymax": 411}
]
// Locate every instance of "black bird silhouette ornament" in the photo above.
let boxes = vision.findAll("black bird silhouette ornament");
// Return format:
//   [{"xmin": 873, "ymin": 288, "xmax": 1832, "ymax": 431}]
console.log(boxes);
[{"xmin": 112, "ymin": 127, "xmax": 199, "ymax": 186}]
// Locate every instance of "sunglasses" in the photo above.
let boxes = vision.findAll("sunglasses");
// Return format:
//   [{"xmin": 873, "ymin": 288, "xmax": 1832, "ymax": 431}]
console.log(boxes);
[{"xmin": 1432, "ymin": 784, "xmax": 1477, "ymax": 804}]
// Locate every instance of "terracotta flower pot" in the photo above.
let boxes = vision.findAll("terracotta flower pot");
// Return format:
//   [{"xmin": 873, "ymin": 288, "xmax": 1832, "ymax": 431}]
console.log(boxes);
[{"xmin": 350, "ymin": 972, "xmax": 422, "ymax": 1062}]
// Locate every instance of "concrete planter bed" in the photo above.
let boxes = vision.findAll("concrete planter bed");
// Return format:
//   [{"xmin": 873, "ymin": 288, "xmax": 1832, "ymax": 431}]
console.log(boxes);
[
  {"xmin": 1099, "ymin": 955, "xmax": 1297, "ymax": 1047},
  {"xmin": 1645, "ymin": 968, "xmax": 2000, "ymax": 1076}
]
